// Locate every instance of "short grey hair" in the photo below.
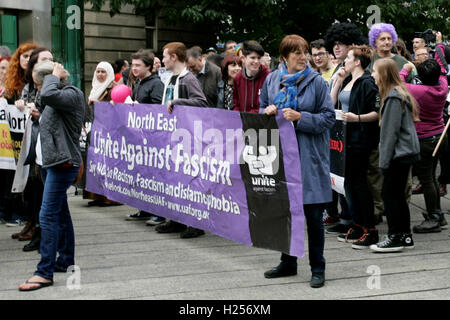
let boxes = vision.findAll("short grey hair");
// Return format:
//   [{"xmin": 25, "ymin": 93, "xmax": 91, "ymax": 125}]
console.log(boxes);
[
  {"xmin": 186, "ymin": 47, "xmax": 202, "ymax": 60},
  {"xmin": 0, "ymin": 46, "xmax": 11, "ymax": 57},
  {"xmin": 33, "ymin": 61, "xmax": 70, "ymax": 86}
]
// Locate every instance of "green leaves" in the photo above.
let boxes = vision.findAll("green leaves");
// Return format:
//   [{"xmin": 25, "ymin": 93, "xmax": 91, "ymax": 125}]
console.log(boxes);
[{"xmin": 85, "ymin": 0, "xmax": 449, "ymax": 54}]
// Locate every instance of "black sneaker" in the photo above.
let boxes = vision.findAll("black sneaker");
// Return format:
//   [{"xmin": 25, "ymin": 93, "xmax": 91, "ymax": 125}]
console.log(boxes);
[
  {"xmin": 352, "ymin": 229, "xmax": 379, "ymax": 250},
  {"xmin": 337, "ymin": 226, "xmax": 363, "ymax": 243},
  {"xmin": 264, "ymin": 263, "xmax": 297, "ymax": 279},
  {"xmin": 326, "ymin": 223, "xmax": 351, "ymax": 235},
  {"xmin": 125, "ymin": 211, "xmax": 153, "ymax": 221},
  {"xmin": 400, "ymin": 233, "xmax": 414, "ymax": 250},
  {"xmin": 310, "ymin": 272, "xmax": 325, "ymax": 288},
  {"xmin": 370, "ymin": 234, "xmax": 404, "ymax": 253},
  {"xmin": 146, "ymin": 216, "xmax": 166, "ymax": 226},
  {"xmin": 180, "ymin": 227, "xmax": 205, "ymax": 239},
  {"xmin": 323, "ymin": 216, "xmax": 340, "ymax": 226},
  {"xmin": 155, "ymin": 220, "xmax": 186, "ymax": 233}
]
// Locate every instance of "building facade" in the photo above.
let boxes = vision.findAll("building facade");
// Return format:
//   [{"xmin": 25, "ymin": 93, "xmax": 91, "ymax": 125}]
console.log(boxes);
[{"xmin": 1, "ymin": 0, "xmax": 217, "ymax": 94}]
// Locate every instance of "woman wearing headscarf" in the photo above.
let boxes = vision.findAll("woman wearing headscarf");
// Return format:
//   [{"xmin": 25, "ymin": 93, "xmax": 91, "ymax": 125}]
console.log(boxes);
[{"xmin": 82, "ymin": 61, "xmax": 121, "ymax": 206}]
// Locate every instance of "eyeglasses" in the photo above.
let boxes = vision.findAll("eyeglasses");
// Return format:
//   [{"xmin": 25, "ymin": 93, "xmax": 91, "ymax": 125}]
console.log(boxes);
[{"xmin": 312, "ymin": 52, "xmax": 327, "ymax": 58}]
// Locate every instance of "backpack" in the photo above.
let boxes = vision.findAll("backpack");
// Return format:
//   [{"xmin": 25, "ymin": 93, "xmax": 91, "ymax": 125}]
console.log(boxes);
[{"xmin": 435, "ymin": 45, "xmax": 450, "ymax": 83}]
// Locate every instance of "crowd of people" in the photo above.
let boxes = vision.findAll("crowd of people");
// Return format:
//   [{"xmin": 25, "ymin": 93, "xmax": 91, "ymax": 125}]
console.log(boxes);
[{"xmin": 0, "ymin": 21, "xmax": 449, "ymax": 291}]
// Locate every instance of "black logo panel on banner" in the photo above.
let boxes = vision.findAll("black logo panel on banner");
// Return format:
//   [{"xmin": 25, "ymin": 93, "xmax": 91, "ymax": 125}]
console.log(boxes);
[{"xmin": 239, "ymin": 113, "xmax": 291, "ymax": 254}]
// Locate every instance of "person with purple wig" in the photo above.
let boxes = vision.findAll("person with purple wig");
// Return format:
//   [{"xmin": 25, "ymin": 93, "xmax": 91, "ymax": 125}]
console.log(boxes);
[
  {"xmin": 367, "ymin": 23, "xmax": 414, "ymax": 83},
  {"xmin": 365, "ymin": 23, "xmax": 416, "ymax": 233}
]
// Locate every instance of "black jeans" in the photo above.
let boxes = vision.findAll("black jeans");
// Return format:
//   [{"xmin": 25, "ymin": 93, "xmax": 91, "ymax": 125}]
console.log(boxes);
[
  {"xmin": 0, "ymin": 169, "xmax": 24, "ymax": 220},
  {"xmin": 344, "ymin": 149, "xmax": 375, "ymax": 229},
  {"xmin": 415, "ymin": 135, "xmax": 441, "ymax": 214},
  {"xmin": 382, "ymin": 159, "xmax": 412, "ymax": 234},
  {"xmin": 280, "ymin": 203, "xmax": 326, "ymax": 274},
  {"xmin": 327, "ymin": 190, "xmax": 353, "ymax": 222},
  {"xmin": 23, "ymin": 173, "xmax": 44, "ymax": 226}
]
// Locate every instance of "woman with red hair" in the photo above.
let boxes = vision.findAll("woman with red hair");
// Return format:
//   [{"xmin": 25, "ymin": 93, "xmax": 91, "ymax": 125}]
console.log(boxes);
[
  {"xmin": 0, "ymin": 43, "xmax": 39, "ymax": 228},
  {"xmin": 4, "ymin": 43, "xmax": 39, "ymax": 102},
  {"xmin": 217, "ymin": 55, "xmax": 242, "ymax": 109}
]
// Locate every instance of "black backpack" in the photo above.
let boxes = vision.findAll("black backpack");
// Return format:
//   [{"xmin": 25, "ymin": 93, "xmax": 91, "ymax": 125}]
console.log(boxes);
[{"xmin": 436, "ymin": 45, "xmax": 450, "ymax": 83}]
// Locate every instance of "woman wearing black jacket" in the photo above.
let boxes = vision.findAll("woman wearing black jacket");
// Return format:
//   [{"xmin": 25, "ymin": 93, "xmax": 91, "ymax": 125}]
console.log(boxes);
[{"xmin": 330, "ymin": 45, "xmax": 380, "ymax": 249}]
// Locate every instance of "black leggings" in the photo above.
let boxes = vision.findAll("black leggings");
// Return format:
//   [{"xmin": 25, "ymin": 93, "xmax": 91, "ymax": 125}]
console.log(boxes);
[
  {"xmin": 382, "ymin": 160, "xmax": 412, "ymax": 234},
  {"xmin": 344, "ymin": 150, "xmax": 375, "ymax": 229}
]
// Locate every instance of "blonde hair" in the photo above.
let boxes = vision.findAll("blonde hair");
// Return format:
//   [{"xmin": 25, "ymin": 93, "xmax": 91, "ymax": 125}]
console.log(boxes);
[{"xmin": 373, "ymin": 58, "xmax": 419, "ymax": 123}]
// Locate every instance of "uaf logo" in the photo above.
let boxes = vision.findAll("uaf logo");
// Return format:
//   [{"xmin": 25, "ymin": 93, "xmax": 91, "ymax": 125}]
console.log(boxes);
[{"xmin": 243, "ymin": 145, "xmax": 278, "ymax": 187}]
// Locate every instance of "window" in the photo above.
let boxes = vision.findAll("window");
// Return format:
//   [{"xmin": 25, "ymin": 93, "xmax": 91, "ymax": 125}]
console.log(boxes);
[{"xmin": 0, "ymin": 14, "xmax": 18, "ymax": 53}]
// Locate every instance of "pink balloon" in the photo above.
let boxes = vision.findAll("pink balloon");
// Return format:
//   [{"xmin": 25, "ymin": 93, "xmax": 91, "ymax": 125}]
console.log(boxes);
[{"xmin": 111, "ymin": 84, "xmax": 132, "ymax": 103}]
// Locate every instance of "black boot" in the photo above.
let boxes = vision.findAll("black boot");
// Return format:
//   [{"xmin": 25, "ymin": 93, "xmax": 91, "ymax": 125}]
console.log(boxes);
[
  {"xmin": 23, "ymin": 227, "xmax": 41, "ymax": 252},
  {"xmin": 264, "ymin": 262, "xmax": 297, "ymax": 279},
  {"xmin": 413, "ymin": 213, "xmax": 442, "ymax": 233}
]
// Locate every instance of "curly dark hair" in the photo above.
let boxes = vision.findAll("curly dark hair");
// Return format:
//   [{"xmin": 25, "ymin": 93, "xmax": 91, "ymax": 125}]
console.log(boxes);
[{"xmin": 324, "ymin": 23, "xmax": 364, "ymax": 53}]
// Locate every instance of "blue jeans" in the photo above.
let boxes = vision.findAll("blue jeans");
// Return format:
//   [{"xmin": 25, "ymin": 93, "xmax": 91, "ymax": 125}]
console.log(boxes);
[
  {"xmin": 281, "ymin": 203, "xmax": 326, "ymax": 274},
  {"xmin": 34, "ymin": 166, "xmax": 79, "ymax": 280}
]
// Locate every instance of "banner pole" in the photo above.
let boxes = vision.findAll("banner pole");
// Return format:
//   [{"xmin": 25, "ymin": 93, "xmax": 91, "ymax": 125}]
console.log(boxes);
[{"xmin": 432, "ymin": 119, "xmax": 450, "ymax": 157}]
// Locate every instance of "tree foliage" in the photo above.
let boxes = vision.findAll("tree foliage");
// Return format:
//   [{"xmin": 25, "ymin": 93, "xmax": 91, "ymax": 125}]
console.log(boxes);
[{"xmin": 85, "ymin": 0, "xmax": 449, "ymax": 54}]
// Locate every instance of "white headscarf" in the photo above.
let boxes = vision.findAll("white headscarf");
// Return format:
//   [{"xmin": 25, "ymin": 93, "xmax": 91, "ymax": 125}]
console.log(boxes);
[{"xmin": 88, "ymin": 61, "xmax": 114, "ymax": 101}]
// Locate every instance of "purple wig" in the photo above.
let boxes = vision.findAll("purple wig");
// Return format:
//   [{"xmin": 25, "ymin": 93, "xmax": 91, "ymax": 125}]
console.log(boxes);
[{"xmin": 368, "ymin": 23, "xmax": 398, "ymax": 48}]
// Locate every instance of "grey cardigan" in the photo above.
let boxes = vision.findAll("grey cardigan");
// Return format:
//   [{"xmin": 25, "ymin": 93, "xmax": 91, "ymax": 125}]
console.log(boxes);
[
  {"xmin": 39, "ymin": 74, "xmax": 85, "ymax": 168},
  {"xmin": 196, "ymin": 60, "xmax": 222, "ymax": 107},
  {"xmin": 379, "ymin": 88, "xmax": 420, "ymax": 170},
  {"xmin": 171, "ymin": 71, "xmax": 208, "ymax": 108}
]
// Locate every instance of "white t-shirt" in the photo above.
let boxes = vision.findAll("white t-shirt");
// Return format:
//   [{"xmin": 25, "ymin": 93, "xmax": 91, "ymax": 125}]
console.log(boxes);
[{"xmin": 35, "ymin": 129, "xmax": 42, "ymax": 166}]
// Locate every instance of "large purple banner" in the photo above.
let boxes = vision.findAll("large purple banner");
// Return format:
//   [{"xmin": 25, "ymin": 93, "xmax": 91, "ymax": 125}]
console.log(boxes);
[{"xmin": 86, "ymin": 102, "xmax": 304, "ymax": 257}]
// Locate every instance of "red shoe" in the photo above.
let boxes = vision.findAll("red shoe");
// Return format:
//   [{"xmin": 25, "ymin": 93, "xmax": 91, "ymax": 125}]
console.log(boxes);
[
  {"xmin": 323, "ymin": 216, "xmax": 340, "ymax": 225},
  {"xmin": 440, "ymin": 184, "xmax": 447, "ymax": 197},
  {"xmin": 412, "ymin": 184, "xmax": 423, "ymax": 195}
]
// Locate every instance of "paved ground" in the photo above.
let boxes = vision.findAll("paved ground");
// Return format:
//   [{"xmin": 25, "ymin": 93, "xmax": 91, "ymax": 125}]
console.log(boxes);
[{"xmin": 1, "ymin": 185, "xmax": 449, "ymax": 300}]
